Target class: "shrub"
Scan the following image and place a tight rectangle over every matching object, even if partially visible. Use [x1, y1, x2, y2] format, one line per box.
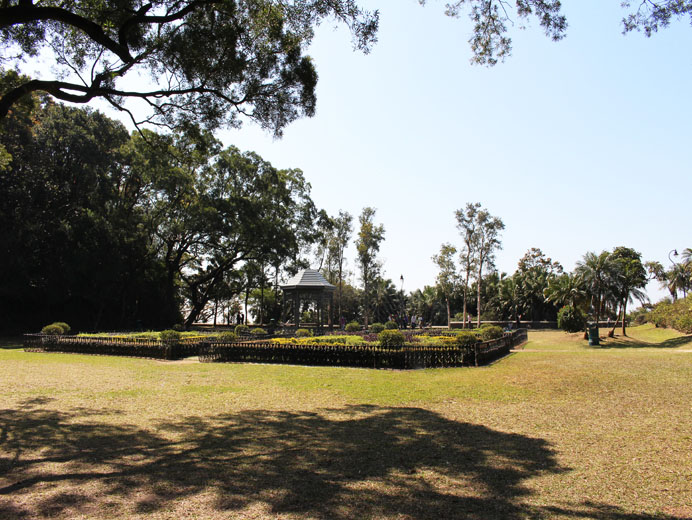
[628, 306, 650, 326]
[53, 322, 71, 334]
[378, 329, 405, 347]
[251, 327, 267, 335]
[295, 328, 312, 338]
[41, 323, 65, 335]
[159, 330, 181, 342]
[479, 325, 504, 341]
[649, 295, 692, 333]
[384, 320, 398, 330]
[454, 331, 479, 349]
[235, 324, 250, 335]
[217, 331, 237, 343]
[345, 321, 360, 332]
[557, 306, 587, 333]
[370, 322, 385, 333]
[172, 323, 184, 332]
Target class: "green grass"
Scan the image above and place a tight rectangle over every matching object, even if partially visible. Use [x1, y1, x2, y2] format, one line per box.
[1, 326, 691, 519]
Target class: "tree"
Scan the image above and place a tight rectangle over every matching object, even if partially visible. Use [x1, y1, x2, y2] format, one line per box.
[4, 1, 688, 127]
[409, 286, 444, 326]
[0, 0, 378, 133]
[472, 206, 504, 327]
[321, 210, 352, 320]
[432, 243, 459, 328]
[544, 272, 587, 311]
[0, 100, 178, 331]
[513, 248, 562, 321]
[177, 148, 319, 326]
[355, 207, 385, 329]
[607, 246, 648, 336]
[575, 251, 613, 326]
[455, 202, 480, 327]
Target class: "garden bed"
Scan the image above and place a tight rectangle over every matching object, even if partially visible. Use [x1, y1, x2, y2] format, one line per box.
[23, 329, 528, 367]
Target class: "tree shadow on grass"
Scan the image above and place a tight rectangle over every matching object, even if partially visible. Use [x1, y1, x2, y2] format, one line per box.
[0, 337, 24, 350]
[0, 400, 685, 519]
[599, 333, 692, 349]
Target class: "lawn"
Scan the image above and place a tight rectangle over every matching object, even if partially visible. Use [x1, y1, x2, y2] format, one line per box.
[1, 325, 691, 519]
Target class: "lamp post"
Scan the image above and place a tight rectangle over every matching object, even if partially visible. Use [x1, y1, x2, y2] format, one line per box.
[399, 275, 405, 325]
[669, 249, 679, 266]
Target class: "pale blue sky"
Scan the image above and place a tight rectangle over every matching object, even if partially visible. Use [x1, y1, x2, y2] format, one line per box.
[217, 0, 691, 303]
[28, 0, 690, 303]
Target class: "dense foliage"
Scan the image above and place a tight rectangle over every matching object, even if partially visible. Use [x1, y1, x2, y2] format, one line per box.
[295, 328, 312, 338]
[557, 306, 587, 333]
[479, 325, 503, 341]
[369, 323, 385, 333]
[0, 91, 322, 333]
[377, 329, 405, 347]
[648, 296, 692, 334]
[41, 323, 66, 335]
[345, 321, 360, 332]
[453, 331, 479, 349]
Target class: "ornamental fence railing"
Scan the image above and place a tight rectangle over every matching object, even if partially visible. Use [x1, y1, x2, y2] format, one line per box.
[199, 329, 528, 369]
[23, 334, 200, 360]
[23, 329, 528, 367]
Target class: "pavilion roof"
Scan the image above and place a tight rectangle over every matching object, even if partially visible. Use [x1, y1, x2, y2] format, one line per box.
[281, 269, 335, 291]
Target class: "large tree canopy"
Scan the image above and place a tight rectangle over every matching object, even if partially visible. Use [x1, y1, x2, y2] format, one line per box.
[0, 0, 378, 132]
[3, 0, 690, 131]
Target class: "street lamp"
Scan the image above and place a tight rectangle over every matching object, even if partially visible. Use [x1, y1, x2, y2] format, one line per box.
[669, 249, 679, 266]
[399, 275, 405, 324]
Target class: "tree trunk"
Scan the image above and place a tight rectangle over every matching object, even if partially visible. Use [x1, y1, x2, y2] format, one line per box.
[622, 299, 628, 336]
[462, 274, 470, 328]
[244, 288, 249, 325]
[213, 299, 218, 327]
[446, 297, 451, 329]
[476, 259, 484, 328]
[364, 278, 369, 329]
[609, 303, 619, 337]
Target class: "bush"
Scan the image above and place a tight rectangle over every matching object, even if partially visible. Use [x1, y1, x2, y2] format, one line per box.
[295, 328, 312, 338]
[479, 325, 504, 341]
[384, 320, 398, 330]
[378, 329, 405, 347]
[53, 322, 71, 334]
[217, 331, 237, 343]
[454, 331, 479, 349]
[159, 330, 181, 342]
[41, 323, 65, 335]
[251, 327, 267, 335]
[649, 295, 692, 333]
[345, 321, 360, 332]
[370, 322, 385, 333]
[628, 306, 650, 326]
[235, 324, 250, 335]
[172, 323, 184, 332]
[557, 306, 587, 333]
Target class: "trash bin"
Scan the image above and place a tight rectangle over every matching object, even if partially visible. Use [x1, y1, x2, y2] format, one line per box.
[587, 322, 600, 346]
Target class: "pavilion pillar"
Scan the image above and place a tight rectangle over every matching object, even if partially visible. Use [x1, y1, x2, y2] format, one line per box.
[294, 294, 300, 328]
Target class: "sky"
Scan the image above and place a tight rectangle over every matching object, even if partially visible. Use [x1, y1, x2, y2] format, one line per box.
[23, 0, 692, 303]
[216, 0, 692, 303]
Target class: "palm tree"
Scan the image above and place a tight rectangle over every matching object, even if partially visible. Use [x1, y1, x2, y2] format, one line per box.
[575, 251, 613, 326]
[544, 272, 588, 310]
[607, 247, 648, 336]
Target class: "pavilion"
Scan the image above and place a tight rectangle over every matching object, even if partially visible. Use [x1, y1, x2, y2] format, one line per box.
[280, 269, 335, 330]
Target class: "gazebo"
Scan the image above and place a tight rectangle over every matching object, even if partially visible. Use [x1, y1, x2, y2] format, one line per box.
[281, 269, 335, 331]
